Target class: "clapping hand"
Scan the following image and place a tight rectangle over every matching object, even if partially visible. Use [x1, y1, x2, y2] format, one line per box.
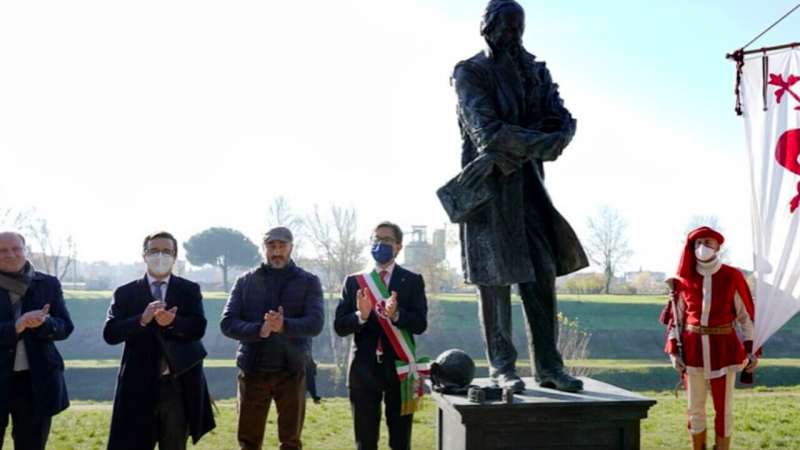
[259, 313, 272, 338]
[384, 291, 399, 321]
[16, 304, 50, 333]
[357, 288, 373, 319]
[140, 300, 166, 326]
[265, 306, 285, 334]
[155, 306, 178, 327]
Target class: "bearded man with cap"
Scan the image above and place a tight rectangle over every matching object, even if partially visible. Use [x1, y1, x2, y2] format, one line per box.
[104, 231, 215, 450]
[664, 226, 758, 450]
[221, 226, 324, 450]
[0, 231, 73, 450]
[450, 0, 588, 393]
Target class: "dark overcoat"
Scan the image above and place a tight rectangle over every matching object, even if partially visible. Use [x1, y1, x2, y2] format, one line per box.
[452, 47, 589, 285]
[0, 272, 72, 420]
[103, 275, 215, 450]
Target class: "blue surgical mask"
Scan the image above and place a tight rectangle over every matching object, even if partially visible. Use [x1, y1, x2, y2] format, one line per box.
[371, 243, 394, 265]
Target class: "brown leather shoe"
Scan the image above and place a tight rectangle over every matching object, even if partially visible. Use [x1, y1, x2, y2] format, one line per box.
[691, 430, 707, 450]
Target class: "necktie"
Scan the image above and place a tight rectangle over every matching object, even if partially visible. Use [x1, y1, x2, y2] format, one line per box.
[151, 281, 165, 301]
[151, 281, 169, 375]
[380, 270, 389, 286]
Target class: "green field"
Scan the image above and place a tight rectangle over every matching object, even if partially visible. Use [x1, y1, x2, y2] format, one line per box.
[25, 291, 800, 446]
[62, 290, 800, 332]
[54, 291, 800, 399]
[8, 387, 800, 449]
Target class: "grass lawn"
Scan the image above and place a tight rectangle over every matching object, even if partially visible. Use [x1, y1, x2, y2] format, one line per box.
[7, 387, 800, 449]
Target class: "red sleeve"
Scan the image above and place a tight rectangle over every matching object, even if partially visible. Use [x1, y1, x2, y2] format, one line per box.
[734, 270, 756, 320]
[734, 271, 761, 356]
[665, 338, 679, 355]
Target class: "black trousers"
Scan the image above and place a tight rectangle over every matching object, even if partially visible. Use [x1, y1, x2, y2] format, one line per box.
[153, 377, 189, 450]
[0, 371, 51, 450]
[349, 367, 412, 450]
[477, 222, 565, 379]
[305, 361, 319, 400]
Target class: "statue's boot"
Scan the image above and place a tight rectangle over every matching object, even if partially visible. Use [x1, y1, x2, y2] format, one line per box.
[537, 370, 583, 393]
[691, 430, 707, 450]
[713, 435, 730, 450]
[494, 372, 525, 393]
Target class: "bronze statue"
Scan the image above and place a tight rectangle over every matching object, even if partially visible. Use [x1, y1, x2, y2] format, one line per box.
[445, 0, 588, 393]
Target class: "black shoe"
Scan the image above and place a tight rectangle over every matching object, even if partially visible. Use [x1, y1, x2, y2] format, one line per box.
[313, 397, 321, 404]
[538, 371, 583, 393]
[492, 372, 525, 393]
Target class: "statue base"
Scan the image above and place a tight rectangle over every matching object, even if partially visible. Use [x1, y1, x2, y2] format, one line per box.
[429, 377, 656, 450]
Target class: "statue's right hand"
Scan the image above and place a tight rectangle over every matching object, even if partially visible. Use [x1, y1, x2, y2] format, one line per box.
[459, 154, 495, 188]
[535, 133, 565, 161]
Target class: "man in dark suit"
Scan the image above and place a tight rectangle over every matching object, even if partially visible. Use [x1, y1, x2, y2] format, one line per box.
[335, 221, 428, 450]
[0, 231, 73, 450]
[221, 226, 324, 450]
[104, 231, 215, 450]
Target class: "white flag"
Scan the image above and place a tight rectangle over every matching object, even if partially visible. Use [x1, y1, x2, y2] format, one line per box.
[740, 47, 800, 351]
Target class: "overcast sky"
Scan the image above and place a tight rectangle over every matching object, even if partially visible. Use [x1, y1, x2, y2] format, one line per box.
[1, 0, 799, 274]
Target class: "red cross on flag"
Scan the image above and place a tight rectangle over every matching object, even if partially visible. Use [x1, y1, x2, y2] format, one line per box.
[738, 47, 800, 351]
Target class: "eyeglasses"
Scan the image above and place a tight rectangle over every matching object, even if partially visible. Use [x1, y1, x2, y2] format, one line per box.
[145, 249, 176, 257]
[371, 236, 396, 245]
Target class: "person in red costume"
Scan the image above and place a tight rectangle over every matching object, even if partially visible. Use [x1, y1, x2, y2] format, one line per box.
[664, 226, 759, 450]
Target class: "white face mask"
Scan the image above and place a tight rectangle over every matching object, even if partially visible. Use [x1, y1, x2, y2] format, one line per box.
[695, 244, 716, 261]
[145, 254, 174, 276]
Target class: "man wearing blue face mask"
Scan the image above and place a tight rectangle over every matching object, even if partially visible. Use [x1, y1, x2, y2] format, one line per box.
[334, 221, 428, 450]
[104, 231, 215, 450]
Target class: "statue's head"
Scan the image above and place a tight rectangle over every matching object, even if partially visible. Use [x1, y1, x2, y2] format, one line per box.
[480, 0, 525, 53]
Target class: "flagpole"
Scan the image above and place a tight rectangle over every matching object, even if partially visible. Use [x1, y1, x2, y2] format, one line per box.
[727, 42, 800, 60]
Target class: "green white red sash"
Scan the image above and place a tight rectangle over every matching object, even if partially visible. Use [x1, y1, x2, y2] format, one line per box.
[356, 270, 430, 415]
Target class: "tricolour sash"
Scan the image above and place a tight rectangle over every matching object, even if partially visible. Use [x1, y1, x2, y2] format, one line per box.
[356, 270, 430, 415]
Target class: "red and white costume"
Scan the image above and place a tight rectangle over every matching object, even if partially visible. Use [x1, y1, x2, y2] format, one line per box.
[664, 227, 756, 439]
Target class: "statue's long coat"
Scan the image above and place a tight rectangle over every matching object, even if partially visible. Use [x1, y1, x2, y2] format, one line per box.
[452, 48, 588, 285]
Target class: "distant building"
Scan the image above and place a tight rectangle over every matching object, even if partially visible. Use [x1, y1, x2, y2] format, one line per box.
[623, 270, 666, 283]
[402, 225, 446, 272]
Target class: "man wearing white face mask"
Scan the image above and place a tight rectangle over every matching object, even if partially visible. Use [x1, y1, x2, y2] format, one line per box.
[663, 226, 758, 450]
[104, 231, 215, 450]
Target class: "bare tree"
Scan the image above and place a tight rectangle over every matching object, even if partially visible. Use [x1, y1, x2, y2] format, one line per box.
[267, 196, 304, 231]
[267, 196, 305, 254]
[27, 218, 78, 279]
[556, 313, 592, 377]
[0, 208, 30, 231]
[586, 206, 633, 294]
[305, 204, 366, 386]
[1, 209, 78, 279]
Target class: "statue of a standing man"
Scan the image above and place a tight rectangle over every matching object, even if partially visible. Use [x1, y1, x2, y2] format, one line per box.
[451, 0, 588, 392]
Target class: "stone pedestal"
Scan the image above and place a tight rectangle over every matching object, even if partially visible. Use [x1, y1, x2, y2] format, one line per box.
[429, 377, 656, 450]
